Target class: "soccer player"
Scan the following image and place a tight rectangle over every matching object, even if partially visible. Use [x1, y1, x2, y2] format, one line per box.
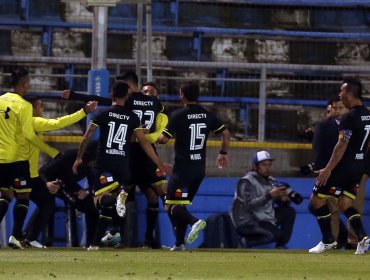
[0, 67, 60, 249]
[312, 95, 349, 248]
[23, 95, 97, 248]
[101, 81, 169, 248]
[157, 81, 230, 251]
[63, 73, 169, 248]
[72, 81, 171, 250]
[37, 141, 100, 248]
[138, 82, 169, 248]
[309, 77, 370, 254]
[114, 73, 166, 217]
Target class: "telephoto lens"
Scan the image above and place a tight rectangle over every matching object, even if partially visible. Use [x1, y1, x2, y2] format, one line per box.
[58, 182, 77, 206]
[285, 188, 303, 205]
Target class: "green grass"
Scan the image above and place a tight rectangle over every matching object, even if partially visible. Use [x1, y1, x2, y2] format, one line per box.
[0, 248, 368, 280]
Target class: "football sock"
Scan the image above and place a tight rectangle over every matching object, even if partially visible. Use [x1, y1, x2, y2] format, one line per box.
[12, 199, 29, 239]
[344, 207, 367, 241]
[175, 220, 187, 247]
[93, 209, 113, 246]
[171, 204, 198, 226]
[312, 204, 334, 244]
[145, 202, 159, 240]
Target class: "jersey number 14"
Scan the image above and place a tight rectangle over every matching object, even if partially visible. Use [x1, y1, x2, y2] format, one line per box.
[107, 121, 128, 150]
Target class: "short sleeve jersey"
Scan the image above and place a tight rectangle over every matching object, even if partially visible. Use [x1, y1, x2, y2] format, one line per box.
[126, 92, 164, 134]
[336, 105, 370, 170]
[162, 104, 225, 165]
[91, 105, 141, 167]
[0, 93, 59, 162]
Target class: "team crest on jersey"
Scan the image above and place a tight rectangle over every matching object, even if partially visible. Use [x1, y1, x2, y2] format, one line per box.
[13, 178, 26, 187]
[100, 173, 114, 185]
[328, 187, 337, 195]
[175, 188, 188, 198]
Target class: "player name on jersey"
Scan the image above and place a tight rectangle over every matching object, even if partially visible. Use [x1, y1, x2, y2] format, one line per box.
[133, 100, 154, 106]
[108, 112, 130, 120]
[355, 153, 364, 160]
[105, 149, 126, 156]
[190, 153, 201, 160]
[187, 113, 207, 119]
[361, 115, 370, 121]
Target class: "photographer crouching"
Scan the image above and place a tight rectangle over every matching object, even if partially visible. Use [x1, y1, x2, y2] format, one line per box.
[230, 151, 300, 248]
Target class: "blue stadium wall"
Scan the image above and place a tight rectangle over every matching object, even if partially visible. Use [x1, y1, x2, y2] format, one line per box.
[4, 177, 370, 249]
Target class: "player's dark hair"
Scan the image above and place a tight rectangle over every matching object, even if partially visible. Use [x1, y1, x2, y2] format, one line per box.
[141, 82, 160, 95]
[343, 77, 362, 99]
[112, 81, 129, 99]
[116, 70, 138, 86]
[328, 94, 340, 105]
[10, 67, 29, 88]
[180, 81, 199, 102]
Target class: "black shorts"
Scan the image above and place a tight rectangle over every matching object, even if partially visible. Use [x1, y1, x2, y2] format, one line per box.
[312, 164, 363, 200]
[165, 163, 205, 205]
[0, 161, 30, 193]
[93, 160, 131, 196]
[130, 143, 167, 187]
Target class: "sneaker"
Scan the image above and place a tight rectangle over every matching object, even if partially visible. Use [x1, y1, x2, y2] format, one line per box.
[170, 244, 185, 251]
[308, 241, 337, 254]
[101, 232, 121, 246]
[355, 236, 370, 255]
[29, 240, 47, 249]
[8, 236, 24, 249]
[186, 219, 206, 244]
[116, 191, 128, 217]
[87, 245, 99, 251]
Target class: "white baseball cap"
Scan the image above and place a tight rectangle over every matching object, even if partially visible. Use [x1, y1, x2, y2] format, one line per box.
[252, 151, 274, 164]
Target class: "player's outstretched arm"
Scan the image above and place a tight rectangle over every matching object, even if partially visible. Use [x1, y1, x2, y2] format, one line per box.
[33, 101, 98, 132]
[62, 89, 111, 106]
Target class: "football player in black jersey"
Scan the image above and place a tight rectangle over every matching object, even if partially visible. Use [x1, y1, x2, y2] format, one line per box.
[137, 82, 169, 248]
[309, 78, 370, 254]
[157, 81, 230, 251]
[114, 73, 169, 236]
[72, 81, 171, 250]
[63, 72, 168, 220]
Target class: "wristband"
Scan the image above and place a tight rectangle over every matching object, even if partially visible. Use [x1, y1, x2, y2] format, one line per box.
[219, 150, 227, 155]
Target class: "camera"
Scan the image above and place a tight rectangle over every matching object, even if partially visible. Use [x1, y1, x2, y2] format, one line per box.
[57, 180, 78, 206]
[300, 162, 315, 176]
[278, 182, 303, 205]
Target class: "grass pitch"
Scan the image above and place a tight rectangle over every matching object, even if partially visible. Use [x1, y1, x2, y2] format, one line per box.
[0, 248, 368, 280]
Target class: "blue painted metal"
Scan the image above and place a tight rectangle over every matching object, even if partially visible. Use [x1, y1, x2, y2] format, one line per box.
[20, 0, 29, 21]
[65, 64, 75, 90]
[170, 0, 179, 26]
[192, 32, 203, 61]
[2, 19, 370, 40]
[216, 69, 227, 96]
[41, 26, 52, 56]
